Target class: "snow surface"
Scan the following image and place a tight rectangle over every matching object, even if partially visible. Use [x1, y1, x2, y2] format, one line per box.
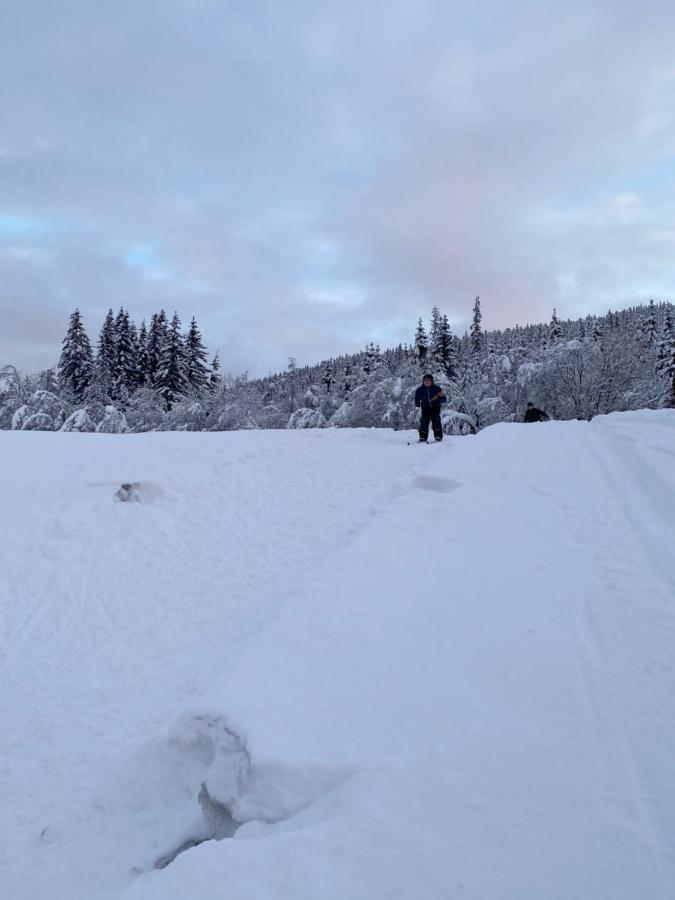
[1, 412, 674, 900]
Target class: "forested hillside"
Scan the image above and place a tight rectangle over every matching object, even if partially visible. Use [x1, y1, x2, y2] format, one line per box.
[2, 298, 674, 433]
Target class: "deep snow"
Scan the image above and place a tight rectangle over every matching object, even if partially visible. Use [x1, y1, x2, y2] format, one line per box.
[1, 412, 674, 899]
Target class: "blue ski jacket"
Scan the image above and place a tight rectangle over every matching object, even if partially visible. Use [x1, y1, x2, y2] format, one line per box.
[415, 385, 447, 408]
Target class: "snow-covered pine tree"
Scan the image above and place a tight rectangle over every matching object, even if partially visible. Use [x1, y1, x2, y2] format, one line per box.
[57, 309, 93, 401]
[343, 363, 353, 395]
[146, 311, 169, 387]
[592, 318, 603, 344]
[640, 298, 659, 350]
[549, 308, 563, 343]
[362, 344, 373, 375]
[185, 316, 210, 391]
[321, 361, 335, 393]
[113, 308, 138, 397]
[470, 297, 483, 356]
[432, 314, 457, 379]
[95, 308, 117, 395]
[287, 356, 298, 412]
[130, 319, 141, 384]
[414, 319, 429, 363]
[429, 306, 442, 353]
[156, 312, 188, 408]
[136, 320, 149, 387]
[210, 352, 221, 390]
[657, 306, 675, 407]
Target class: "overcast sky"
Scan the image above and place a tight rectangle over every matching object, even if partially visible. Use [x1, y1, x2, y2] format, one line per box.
[2, 0, 675, 375]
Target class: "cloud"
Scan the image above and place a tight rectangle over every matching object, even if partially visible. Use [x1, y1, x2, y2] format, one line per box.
[1, 0, 675, 374]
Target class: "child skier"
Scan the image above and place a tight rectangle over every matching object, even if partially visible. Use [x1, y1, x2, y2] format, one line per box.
[414, 374, 447, 442]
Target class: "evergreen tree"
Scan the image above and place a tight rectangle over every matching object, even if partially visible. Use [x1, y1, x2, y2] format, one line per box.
[321, 361, 335, 393]
[210, 352, 221, 390]
[146, 311, 169, 387]
[343, 363, 353, 395]
[641, 299, 659, 349]
[657, 307, 675, 407]
[185, 316, 210, 390]
[470, 297, 483, 355]
[156, 312, 188, 408]
[549, 308, 563, 343]
[57, 309, 93, 401]
[287, 356, 298, 412]
[414, 319, 429, 362]
[95, 308, 117, 394]
[114, 308, 138, 396]
[429, 306, 442, 352]
[591, 318, 604, 344]
[433, 315, 457, 379]
[362, 342, 382, 375]
[137, 320, 149, 387]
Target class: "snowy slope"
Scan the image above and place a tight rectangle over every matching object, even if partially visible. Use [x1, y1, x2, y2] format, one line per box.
[1, 413, 674, 900]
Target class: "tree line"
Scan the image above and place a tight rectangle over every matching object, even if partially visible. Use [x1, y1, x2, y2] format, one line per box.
[1, 297, 673, 434]
[56, 307, 219, 407]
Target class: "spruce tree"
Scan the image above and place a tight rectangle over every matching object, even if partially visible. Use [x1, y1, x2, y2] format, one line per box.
[185, 316, 210, 391]
[591, 318, 604, 344]
[210, 352, 221, 390]
[433, 315, 457, 379]
[95, 308, 117, 395]
[136, 320, 150, 387]
[287, 356, 298, 412]
[114, 308, 138, 397]
[362, 343, 374, 375]
[641, 299, 659, 349]
[657, 307, 675, 407]
[146, 311, 169, 387]
[343, 363, 353, 395]
[364, 342, 382, 373]
[322, 361, 335, 393]
[549, 308, 563, 343]
[57, 309, 93, 401]
[414, 319, 429, 363]
[470, 297, 483, 356]
[156, 312, 188, 408]
[429, 306, 442, 352]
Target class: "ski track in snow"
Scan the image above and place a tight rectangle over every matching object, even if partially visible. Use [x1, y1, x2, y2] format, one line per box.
[0, 413, 674, 900]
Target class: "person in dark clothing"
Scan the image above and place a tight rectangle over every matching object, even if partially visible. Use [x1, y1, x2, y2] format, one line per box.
[523, 402, 550, 423]
[414, 374, 447, 442]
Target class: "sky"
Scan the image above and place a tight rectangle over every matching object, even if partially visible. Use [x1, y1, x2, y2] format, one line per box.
[1, 0, 675, 376]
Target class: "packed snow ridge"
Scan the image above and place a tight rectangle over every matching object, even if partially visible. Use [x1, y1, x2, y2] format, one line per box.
[1, 411, 674, 900]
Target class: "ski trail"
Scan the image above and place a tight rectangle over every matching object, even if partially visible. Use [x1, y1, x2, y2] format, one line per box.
[569, 419, 675, 890]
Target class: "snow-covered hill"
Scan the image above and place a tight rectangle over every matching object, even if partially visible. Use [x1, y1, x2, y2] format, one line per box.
[1, 413, 674, 900]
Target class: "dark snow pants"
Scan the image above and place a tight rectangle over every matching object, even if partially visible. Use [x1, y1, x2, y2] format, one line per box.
[419, 405, 443, 441]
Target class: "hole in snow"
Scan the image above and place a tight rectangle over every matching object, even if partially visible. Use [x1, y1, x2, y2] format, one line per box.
[154, 783, 240, 869]
[149, 715, 351, 871]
